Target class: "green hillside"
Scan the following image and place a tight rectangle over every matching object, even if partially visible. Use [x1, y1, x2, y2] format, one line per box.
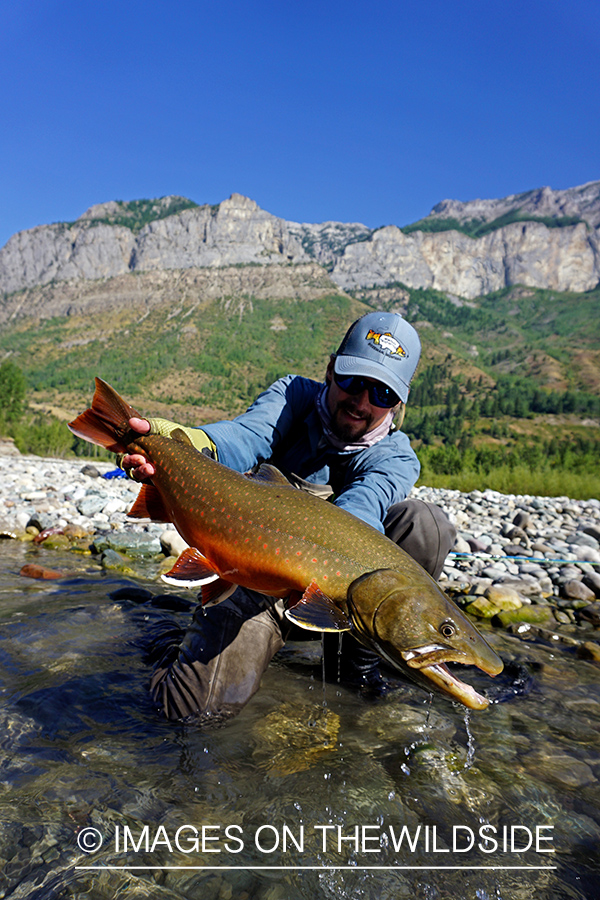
[1, 280, 599, 496]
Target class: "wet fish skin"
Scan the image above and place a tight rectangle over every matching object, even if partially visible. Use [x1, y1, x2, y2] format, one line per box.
[68, 378, 503, 710]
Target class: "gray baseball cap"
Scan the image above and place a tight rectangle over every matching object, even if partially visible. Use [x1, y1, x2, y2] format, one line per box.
[334, 312, 421, 403]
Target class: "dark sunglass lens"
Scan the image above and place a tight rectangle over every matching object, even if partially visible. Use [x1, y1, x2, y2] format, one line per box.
[334, 374, 362, 394]
[370, 384, 399, 408]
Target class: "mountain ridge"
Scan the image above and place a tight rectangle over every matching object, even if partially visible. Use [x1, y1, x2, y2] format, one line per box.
[1, 182, 599, 307]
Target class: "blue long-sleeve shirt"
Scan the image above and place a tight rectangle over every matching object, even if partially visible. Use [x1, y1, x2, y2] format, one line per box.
[202, 375, 420, 533]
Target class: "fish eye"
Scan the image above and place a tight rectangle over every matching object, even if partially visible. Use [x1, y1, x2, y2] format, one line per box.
[440, 619, 456, 639]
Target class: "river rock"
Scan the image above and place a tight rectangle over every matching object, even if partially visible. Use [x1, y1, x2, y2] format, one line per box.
[20, 563, 63, 580]
[77, 494, 108, 517]
[466, 597, 502, 618]
[561, 580, 596, 602]
[576, 641, 600, 661]
[92, 533, 163, 558]
[493, 605, 555, 628]
[484, 585, 523, 609]
[80, 464, 100, 477]
[567, 532, 600, 551]
[160, 529, 189, 557]
[0, 518, 19, 538]
[503, 543, 528, 557]
[522, 752, 595, 788]
[582, 572, 600, 597]
[99, 549, 137, 576]
[512, 510, 531, 530]
[578, 602, 600, 626]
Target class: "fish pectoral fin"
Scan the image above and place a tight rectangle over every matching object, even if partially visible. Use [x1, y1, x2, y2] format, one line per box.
[128, 484, 171, 522]
[161, 547, 221, 588]
[284, 580, 351, 632]
[246, 464, 295, 488]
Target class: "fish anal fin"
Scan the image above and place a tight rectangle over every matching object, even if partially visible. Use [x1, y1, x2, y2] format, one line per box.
[246, 464, 294, 487]
[161, 547, 220, 588]
[128, 484, 171, 522]
[284, 579, 351, 632]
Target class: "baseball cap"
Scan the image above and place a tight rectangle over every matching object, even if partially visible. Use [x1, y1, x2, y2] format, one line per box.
[333, 312, 421, 403]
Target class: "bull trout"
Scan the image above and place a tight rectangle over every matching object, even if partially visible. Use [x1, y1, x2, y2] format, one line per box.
[69, 378, 503, 710]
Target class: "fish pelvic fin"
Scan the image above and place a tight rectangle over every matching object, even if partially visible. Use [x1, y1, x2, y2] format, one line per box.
[128, 483, 172, 522]
[285, 580, 351, 632]
[68, 377, 143, 453]
[200, 577, 237, 606]
[161, 547, 221, 589]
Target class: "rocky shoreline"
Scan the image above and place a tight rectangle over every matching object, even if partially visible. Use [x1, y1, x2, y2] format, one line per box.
[1, 453, 599, 657]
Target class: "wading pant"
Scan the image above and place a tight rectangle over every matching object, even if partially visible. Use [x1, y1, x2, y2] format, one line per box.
[149, 499, 456, 722]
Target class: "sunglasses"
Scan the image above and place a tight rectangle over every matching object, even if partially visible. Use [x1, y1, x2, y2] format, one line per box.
[333, 372, 400, 408]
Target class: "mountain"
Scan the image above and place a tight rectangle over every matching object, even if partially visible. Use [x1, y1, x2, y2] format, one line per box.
[426, 181, 600, 229]
[1, 182, 599, 447]
[1, 183, 599, 313]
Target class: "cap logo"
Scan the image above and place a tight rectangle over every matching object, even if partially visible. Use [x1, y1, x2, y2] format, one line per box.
[366, 329, 408, 359]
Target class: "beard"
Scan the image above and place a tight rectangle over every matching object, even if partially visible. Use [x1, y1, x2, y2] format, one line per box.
[329, 398, 377, 442]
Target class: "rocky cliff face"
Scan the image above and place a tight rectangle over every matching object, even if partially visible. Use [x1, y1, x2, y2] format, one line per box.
[428, 180, 600, 228]
[0, 194, 309, 295]
[1, 183, 599, 306]
[331, 219, 600, 299]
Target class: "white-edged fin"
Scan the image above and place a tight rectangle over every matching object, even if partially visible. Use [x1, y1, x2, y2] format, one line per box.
[200, 578, 237, 607]
[284, 579, 351, 632]
[161, 547, 220, 588]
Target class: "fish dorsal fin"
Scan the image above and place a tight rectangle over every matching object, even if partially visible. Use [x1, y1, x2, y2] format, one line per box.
[129, 484, 171, 522]
[171, 428, 194, 446]
[161, 547, 221, 588]
[284, 580, 351, 632]
[247, 464, 294, 487]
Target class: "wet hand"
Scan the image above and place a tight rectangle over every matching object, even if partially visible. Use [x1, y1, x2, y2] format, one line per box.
[121, 418, 156, 480]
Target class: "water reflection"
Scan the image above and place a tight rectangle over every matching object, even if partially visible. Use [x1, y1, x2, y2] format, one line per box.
[0, 543, 598, 899]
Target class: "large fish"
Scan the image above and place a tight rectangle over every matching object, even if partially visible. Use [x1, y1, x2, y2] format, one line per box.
[69, 378, 503, 710]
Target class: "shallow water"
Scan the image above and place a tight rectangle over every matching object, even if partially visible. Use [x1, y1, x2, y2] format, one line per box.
[0, 541, 599, 900]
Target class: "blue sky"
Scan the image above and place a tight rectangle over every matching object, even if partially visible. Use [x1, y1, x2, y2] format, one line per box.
[1, 0, 598, 248]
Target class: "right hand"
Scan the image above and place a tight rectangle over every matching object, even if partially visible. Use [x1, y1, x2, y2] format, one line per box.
[121, 418, 156, 481]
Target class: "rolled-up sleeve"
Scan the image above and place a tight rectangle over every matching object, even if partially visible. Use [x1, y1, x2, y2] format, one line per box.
[202, 376, 318, 473]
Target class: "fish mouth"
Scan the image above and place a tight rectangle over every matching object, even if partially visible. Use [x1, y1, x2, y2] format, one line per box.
[378, 643, 501, 710]
[410, 661, 490, 711]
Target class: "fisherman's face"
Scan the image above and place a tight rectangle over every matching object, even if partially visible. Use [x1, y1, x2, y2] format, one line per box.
[325, 359, 401, 442]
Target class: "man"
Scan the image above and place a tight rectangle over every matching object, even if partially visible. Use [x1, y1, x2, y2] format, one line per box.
[121, 311, 456, 722]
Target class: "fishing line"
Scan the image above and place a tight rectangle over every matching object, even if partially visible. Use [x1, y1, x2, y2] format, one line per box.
[449, 551, 600, 568]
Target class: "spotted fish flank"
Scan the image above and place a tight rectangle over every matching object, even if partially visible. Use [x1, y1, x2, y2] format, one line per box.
[69, 378, 503, 710]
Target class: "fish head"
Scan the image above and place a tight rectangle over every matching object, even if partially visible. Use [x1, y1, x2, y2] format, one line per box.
[347, 569, 503, 710]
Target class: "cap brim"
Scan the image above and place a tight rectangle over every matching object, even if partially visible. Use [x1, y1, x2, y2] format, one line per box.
[334, 355, 409, 404]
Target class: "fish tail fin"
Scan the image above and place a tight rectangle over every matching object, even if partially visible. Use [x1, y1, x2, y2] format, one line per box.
[68, 378, 142, 453]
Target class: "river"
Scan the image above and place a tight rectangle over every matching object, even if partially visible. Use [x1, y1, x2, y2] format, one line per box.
[0, 540, 598, 900]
